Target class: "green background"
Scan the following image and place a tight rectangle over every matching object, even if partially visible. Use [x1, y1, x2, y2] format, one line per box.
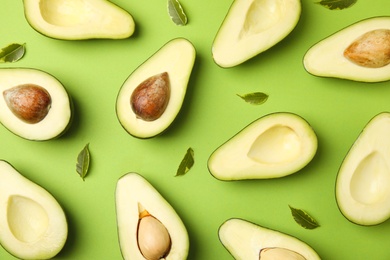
[2, 0, 390, 259]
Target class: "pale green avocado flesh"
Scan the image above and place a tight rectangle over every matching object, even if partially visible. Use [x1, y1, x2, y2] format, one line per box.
[0, 68, 72, 141]
[212, 0, 301, 68]
[336, 112, 390, 225]
[0, 160, 68, 260]
[304, 16, 390, 82]
[116, 38, 196, 139]
[22, 0, 135, 40]
[219, 218, 321, 260]
[115, 173, 189, 260]
[208, 112, 318, 180]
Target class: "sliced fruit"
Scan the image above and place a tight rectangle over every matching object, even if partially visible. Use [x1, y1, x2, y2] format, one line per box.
[219, 218, 321, 260]
[212, 0, 301, 68]
[22, 0, 135, 40]
[0, 68, 72, 141]
[0, 160, 68, 260]
[208, 112, 317, 180]
[336, 112, 390, 225]
[116, 38, 196, 139]
[304, 16, 390, 82]
[115, 172, 189, 260]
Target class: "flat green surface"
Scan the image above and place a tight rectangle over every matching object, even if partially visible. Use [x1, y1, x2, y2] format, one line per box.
[1, 0, 390, 259]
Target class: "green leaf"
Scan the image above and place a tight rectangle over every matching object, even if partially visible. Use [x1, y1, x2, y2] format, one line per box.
[317, 0, 357, 10]
[0, 43, 26, 63]
[289, 205, 320, 229]
[176, 148, 194, 176]
[167, 0, 188, 26]
[237, 92, 268, 105]
[76, 143, 91, 181]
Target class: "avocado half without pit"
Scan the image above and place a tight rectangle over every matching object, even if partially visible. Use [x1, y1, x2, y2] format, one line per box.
[336, 112, 390, 226]
[115, 172, 189, 260]
[219, 218, 321, 260]
[22, 0, 135, 40]
[0, 68, 72, 141]
[208, 112, 318, 180]
[0, 160, 68, 260]
[212, 0, 301, 68]
[116, 38, 196, 139]
[304, 16, 390, 82]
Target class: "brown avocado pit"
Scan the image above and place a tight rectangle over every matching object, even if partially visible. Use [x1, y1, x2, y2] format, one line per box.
[344, 29, 390, 68]
[130, 72, 170, 122]
[3, 84, 51, 124]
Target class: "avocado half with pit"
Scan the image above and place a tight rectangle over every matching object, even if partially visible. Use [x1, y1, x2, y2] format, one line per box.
[0, 160, 68, 260]
[208, 112, 317, 180]
[0, 68, 72, 141]
[212, 0, 301, 68]
[116, 38, 196, 139]
[22, 0, 135, 40]
[304, 17, 390, 82]
[115, 172, 189, 260]
[336, 112, 390, 225]
[219, 218, 320, 260]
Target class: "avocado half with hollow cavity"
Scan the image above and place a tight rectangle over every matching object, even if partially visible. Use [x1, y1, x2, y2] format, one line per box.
[116, 38, 196, 139]
[208, 112, 318, 180]
[0, 68, 72, 141]
[115, 172, 189, 260]
[336, 112, 390, 225]
[212, 0, 301, 68]
[22, 0, 135, 40]
[219, 218, 321, 260]
[0, 160, 68, 260]
[304, 17, 390, 82]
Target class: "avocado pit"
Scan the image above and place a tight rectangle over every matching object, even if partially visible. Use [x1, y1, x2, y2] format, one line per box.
[344, 29, 390, 68]
[137, 209, 171, 260]
[130, 72, 170, 122]
[3, 84, 52, 124]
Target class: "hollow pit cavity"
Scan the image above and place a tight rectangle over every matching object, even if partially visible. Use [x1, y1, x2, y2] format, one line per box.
[39, 0, 92, 26]
[350, 151, 390, 205]
[240, 0, 284, 39]
[248, 125, 301, 164]
[7, 195, 49, 243]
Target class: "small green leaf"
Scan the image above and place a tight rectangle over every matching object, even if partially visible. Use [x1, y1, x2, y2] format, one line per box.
[176, 148, 194, 176]
[167, 0, 188, 26]
[76, 143, 90, 181]
[289, 205, 320, 229]
[317, 0, 357, 10]
[0, 43, 26, 63]
[237, 92, 268, 105]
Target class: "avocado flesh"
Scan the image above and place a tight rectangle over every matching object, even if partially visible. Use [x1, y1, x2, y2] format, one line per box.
[0, 160, 67, 260]
[116, 38, 196, 139]
[336, 112, 390, 225]
[0, 68, 72, 141]
[219, 218, 320, 260]
[304, 17, 390, 82]
[212, 0, 301, 68]
[115, 173, 189, 260]
[208, 112, 317, 180]
[23, 0, 135, 40]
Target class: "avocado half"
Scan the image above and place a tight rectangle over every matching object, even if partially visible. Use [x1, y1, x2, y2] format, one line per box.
[116, 38, 196, 139]
[115, 173, 189, 260]
[336, 112, 390, 225]
[208, 112, 318, 180]
[0, 160, 68, 260]
[219, 218, 320, 260]
[22, 0, 135, 40]
[304, 16, 390, 82]
[212, 0, 301, 68]
[0, 68, 72, 141]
